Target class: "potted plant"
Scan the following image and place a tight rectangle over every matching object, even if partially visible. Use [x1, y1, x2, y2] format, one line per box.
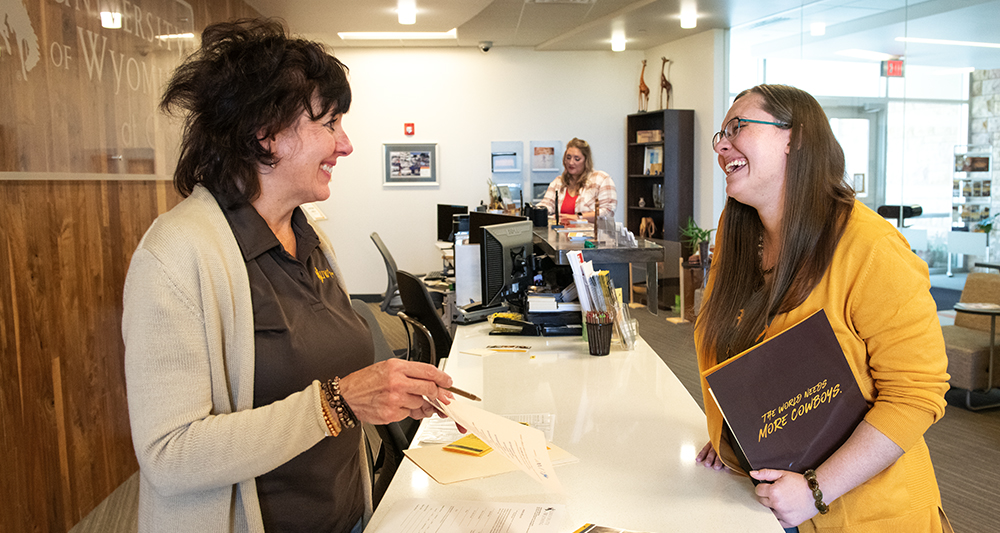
[680, 217, 715, 264]
[977, 214, 995, 249]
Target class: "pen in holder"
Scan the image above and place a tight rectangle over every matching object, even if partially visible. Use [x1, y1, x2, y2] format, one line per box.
[585, 311, 613, 356]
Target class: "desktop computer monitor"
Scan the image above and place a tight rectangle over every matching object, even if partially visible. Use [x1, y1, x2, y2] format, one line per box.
[452, 213, 470, 238]
[468, 211, 526, 245]
[437, 204, 468, 242]
[480, 219, 534, 308]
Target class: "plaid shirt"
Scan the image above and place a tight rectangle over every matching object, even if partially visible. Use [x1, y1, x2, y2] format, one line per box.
[537, 170, 617, 217]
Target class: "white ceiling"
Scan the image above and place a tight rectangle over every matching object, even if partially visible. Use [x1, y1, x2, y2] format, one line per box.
[242, 0, 1000, 68]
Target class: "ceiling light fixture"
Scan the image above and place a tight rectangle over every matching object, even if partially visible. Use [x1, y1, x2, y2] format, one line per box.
[611, 31, 626, 52]
[157, 33, 195, 41]
[338, 29, 458, 41]
[156, 33, 194, 41]
[932, 67, 975, 75]
[810, 22, 826, 36]
[398, 0, 416, 25]
[680, 3, 697, 29]
[835, 49, 898, 61]
[896, 36, 1000, 49]
[100, 11, 122, 29]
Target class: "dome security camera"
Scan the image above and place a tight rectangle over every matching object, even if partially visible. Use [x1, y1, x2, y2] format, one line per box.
[478, 41, 493, 53]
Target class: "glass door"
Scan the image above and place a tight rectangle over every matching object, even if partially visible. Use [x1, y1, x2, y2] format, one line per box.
[824, 104, 886, 214]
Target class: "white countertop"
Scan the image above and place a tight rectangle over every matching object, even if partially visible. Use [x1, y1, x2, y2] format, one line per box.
[366, 323, 783, 532]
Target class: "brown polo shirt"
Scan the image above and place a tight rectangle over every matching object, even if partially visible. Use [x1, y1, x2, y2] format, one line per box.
[215, 192, 373, 533]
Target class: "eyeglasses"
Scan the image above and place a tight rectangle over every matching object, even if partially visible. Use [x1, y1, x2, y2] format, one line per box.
[712, 117, 791, 149]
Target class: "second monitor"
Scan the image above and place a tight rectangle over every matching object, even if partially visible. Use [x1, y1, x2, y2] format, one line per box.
[481, 219, 534, 309]
[468, 211, 526, 245]
[437, 204, 469, 242]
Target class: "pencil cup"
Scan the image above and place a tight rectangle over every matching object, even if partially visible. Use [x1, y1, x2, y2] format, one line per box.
[585, 321, 613, 356]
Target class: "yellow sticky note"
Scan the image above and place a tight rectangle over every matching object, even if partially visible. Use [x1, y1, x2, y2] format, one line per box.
[442, 434, 492, 457]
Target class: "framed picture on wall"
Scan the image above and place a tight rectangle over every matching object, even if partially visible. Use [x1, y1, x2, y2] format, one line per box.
[383, 143, 438, 186]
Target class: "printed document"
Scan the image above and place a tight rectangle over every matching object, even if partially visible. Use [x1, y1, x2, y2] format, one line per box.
[369, 499, 566, 533]
[429, 397, 562, 492]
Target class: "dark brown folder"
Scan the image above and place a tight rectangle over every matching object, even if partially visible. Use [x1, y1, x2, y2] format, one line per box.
[702, 309, 869, 473]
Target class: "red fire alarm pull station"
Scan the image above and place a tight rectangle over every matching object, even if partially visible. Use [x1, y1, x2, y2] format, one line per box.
[881, 60, 904, 77]
[404, 123, 415, 135]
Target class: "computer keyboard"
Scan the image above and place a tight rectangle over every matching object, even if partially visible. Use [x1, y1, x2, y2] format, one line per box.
[423, 270, 452, 281]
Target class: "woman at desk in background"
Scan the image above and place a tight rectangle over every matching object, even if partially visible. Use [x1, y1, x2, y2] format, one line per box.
[122, 19, 454, 533]
[693, 84, 950, 533]
[537, 137, 617, 222]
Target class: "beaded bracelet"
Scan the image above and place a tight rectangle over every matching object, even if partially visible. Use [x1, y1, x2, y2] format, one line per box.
[803, 469, 829, 514]
[318, 388, 342, 437]
[322, 377, 358, 431]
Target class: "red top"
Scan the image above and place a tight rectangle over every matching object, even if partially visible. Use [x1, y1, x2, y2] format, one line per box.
[560, 192, 578, 215]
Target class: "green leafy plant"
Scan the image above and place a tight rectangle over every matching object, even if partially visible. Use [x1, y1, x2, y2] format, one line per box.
[679, 217, 715, 249]
[976, 214, 996, 234]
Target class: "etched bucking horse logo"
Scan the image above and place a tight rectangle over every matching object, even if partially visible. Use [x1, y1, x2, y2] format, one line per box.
[0, 0, 40, 81]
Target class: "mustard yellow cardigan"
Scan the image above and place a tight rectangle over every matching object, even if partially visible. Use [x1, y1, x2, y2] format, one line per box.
[695, 201, 950, 533]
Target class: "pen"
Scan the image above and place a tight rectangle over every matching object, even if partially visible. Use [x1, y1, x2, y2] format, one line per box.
[446, 386, 482, 401]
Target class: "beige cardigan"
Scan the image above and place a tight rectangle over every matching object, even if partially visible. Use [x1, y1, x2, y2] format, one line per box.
[122, 185, 371, 533]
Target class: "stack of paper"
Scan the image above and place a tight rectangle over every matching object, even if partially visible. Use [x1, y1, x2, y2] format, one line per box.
[527, 292, 559, 311]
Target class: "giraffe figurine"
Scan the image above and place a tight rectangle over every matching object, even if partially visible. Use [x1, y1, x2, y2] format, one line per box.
[638, 60, 650, 112]
[659, 57, 673, 110]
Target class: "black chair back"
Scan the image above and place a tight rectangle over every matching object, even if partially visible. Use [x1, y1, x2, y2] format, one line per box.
[348, 299, 419, 507]
[370, 232, 403, 315]
[397, 270, 453, 362]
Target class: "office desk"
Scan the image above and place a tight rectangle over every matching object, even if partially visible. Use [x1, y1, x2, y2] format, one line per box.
[366, 324, 783, 532]
[532, 227, 664, 314]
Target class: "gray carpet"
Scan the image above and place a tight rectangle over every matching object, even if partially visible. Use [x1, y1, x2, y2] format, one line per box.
[930, 286, 963, 311]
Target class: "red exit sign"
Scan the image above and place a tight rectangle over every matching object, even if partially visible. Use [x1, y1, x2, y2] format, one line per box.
[881, 60, 904, 77]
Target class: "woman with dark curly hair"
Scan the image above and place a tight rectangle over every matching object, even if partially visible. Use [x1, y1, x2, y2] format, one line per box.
[122, 19, 455, 533]
[693, 85, 951, 533]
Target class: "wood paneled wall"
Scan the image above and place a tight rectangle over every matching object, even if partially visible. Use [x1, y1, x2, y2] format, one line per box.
[0, 180, 182, 532]
[1, 1, 260, 531]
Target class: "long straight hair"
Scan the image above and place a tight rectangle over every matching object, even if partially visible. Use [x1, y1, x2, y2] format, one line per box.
[558, 137, 594, 190]
[697, 85, 855, 362]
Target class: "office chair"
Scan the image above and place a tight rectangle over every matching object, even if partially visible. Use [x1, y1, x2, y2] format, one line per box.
[349, 299, 420, 507]
[370, 232, 405, 315]
[397, 270, 453, 365]
[396, 311, 439, 368]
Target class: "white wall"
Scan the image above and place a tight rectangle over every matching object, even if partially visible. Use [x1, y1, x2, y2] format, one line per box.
[315, 33, 727, 295]
[315, 46, 642, 294]
[644, 29, 728, 233]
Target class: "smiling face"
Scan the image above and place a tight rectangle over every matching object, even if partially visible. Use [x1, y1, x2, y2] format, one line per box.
[265, 101, 353, 209]
[564, 147, 586, 178]
[714, 93, 792, 218]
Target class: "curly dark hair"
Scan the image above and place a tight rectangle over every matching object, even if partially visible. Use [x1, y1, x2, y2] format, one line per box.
[161, 18, 352, 204]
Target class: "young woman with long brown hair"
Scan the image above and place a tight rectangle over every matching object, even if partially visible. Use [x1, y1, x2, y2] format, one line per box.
[693, 84, 950, 533]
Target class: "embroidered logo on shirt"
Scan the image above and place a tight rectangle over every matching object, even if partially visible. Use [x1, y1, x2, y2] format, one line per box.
[315, 267, 335, 283]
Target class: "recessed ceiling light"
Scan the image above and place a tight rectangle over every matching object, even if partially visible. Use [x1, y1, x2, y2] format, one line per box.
[398, 0, 416, 25]
[157, 33, 195, 41]
[611, 31, 626, 52]
[680, 2, 697, 29]
[896, 36, 1000, 49]
[932, 67, 975, 75]
[338, 29, 458, 41]
[835, 49, 898, 61]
